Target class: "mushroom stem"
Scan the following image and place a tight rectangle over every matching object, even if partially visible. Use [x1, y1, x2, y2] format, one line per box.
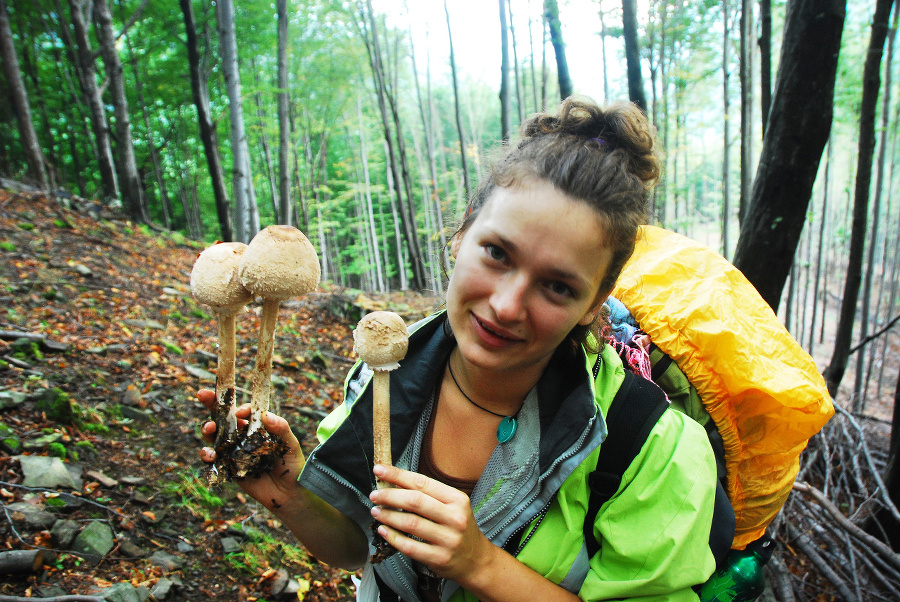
[247, 297, 280, 434]
[372, 370, 393, 489]
[215, 312, 239, 440]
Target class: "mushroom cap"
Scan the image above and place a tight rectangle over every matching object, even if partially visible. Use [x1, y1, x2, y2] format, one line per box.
[238, 225, 321, 300]
[353, 311, 409, 369]
[190, 242, 253, 313]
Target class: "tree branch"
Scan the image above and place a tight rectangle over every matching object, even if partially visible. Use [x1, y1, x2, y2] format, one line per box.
[850, 313, 900, 354]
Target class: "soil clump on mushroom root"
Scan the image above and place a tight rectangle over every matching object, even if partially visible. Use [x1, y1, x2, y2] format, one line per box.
[0, 188, 441, 600]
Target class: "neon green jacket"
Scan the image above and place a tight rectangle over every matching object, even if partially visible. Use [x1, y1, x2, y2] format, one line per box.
[298, 312, 717, 601]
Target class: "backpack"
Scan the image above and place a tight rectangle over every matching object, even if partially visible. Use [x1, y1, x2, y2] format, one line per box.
[587, 226, 834, 555]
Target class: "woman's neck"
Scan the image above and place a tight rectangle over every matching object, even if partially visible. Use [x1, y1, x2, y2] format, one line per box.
[447, 347, 543, 417]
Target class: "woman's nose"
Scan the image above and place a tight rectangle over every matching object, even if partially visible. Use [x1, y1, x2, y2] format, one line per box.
[490, 275, 527, 323]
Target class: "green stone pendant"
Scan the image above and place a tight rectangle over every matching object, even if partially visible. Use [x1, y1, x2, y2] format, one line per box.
[496, 416, 518, 443]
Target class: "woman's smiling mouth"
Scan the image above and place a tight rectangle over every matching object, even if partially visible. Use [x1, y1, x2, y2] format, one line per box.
[472, 313, 522, 345]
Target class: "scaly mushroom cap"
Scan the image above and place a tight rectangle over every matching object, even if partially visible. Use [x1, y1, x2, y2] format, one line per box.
[190, 242, 253, 313]
[238, 225, 321, 300]
[353, 311, 409, 369]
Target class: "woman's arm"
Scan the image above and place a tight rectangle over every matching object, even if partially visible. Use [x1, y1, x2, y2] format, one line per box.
[370, 464, 580, 602]
[580, 409, 718, 601]
[197, 389, 368, 570]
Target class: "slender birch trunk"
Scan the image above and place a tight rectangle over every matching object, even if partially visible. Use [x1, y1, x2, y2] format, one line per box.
[216, 0, 258, 242]
[93, 0, 147, 222]
[0, 0, 47, 188]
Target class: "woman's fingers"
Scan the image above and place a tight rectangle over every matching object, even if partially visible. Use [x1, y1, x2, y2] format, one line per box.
[197, 389, 216, 410]
[372, 465, 464, 506]
[199, 446, 216, 463]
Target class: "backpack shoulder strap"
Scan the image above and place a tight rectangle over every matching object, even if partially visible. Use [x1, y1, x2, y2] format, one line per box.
[584, 370, 669, 559]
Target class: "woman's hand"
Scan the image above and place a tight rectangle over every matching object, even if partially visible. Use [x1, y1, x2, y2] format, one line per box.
[368, 464, 496, 584]
[196, 388, 305, 513]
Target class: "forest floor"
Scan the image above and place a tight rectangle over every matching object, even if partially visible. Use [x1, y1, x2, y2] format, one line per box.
[0, 186, 441, 600]
[0, 185, 897, 601]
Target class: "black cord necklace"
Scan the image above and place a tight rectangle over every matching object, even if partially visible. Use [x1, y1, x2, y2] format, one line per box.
[447, 357, 518, 443]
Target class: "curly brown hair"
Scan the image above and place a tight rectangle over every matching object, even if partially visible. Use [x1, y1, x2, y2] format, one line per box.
[455, 96, 660, 349]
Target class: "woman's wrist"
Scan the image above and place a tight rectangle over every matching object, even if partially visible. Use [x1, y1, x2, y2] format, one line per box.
[456, 543, 580, 602]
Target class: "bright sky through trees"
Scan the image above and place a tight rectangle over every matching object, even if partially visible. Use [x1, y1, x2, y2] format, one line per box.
[390, 0, 630, 105]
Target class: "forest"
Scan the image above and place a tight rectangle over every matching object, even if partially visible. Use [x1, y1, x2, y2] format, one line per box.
[1, 0, 900, 600]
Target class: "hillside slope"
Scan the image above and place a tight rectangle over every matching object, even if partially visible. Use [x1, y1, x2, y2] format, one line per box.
[0, 187, 437, 600]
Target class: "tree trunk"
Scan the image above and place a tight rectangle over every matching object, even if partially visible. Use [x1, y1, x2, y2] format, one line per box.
[758, 0, 772, 137]
[359, 1, 427, 291]
[872, 369, 900, 549]
[444, 0, 472, 200]
[622, 0, 647, 113]
[657, 0, 668, 223]
[499, 0, 511, 142]
[722, 0, 731, 258]
[0, 0, 47, 188]
[252, 73, 278, 220]
[123, 32, 171, 230]
[599, 8, 609, 102]
[358, 95, 385, 292]
[216, 0, 258, 242]
[93, 0, 147, 223]
[277, 0, 291, 225]
[823, 0, 893, 400]
[528, 6, 540, 111]
[508, 0, 524, 124]
[179, 0, 232, 242]
[541, 14, 548, 110]
[857, 0, 898, 409]
[739, 0, 753, 226]
[544, 0, 572, 100]
[809, 138, 831, 355]
[409, 27, 449, 276]
[68, 0, 119, 203]
[732, 0, 846, 312]
[18, 11, 59, 189]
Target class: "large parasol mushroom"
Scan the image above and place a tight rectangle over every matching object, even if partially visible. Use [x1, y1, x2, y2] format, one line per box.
[190, 242, 253, 484]
[352, 311, 409, 489]
[233, 225, 321, 478]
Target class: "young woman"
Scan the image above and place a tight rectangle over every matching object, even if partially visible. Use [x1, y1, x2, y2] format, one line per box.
[198, 96, 718, 601]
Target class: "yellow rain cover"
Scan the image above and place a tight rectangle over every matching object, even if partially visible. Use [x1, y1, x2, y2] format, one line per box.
[612, 226, 834, 549]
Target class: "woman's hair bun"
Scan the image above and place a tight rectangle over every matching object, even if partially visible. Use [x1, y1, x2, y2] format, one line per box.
[521, 96, 660, 188]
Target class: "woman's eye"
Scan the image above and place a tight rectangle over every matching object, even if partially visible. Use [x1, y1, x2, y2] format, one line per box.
[485, 244, 506, 262]
[548, 281, 574, 297]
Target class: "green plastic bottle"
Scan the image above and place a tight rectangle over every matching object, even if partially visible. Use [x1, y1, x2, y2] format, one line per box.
[698, 536, 775, 602]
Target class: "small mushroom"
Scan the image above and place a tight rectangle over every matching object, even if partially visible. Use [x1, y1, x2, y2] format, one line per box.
[235, 225, 320, 477]
[190, 242, 252, 483]
[353, 311, 409, 489]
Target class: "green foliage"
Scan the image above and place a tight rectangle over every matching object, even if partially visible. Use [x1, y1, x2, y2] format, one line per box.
[83, 423, 111, 435]
[0, 241, 15, 252]
[224, 524, 313, 586]
[17, 222, 35, 231]
[75, 439, 97, 453]
[161, 469, 224, 520]
[161, 340, 184, 355]
[0, 422, 21, 454]
[48, 441, 67, 459]
[36, 388, 75, 424]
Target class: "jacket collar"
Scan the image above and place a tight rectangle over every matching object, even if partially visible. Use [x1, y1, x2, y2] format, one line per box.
[311, 312, 598, 496]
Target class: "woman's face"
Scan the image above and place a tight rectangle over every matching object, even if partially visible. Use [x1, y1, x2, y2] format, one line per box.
[447, 179, 614, 378]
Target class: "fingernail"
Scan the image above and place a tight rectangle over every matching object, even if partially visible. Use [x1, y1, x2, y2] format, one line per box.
[373, 464, 385, 476]
[371, 506, 381, 518]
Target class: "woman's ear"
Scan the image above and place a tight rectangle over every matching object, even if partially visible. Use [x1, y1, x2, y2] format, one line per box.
[578, 292, 610, 326]
[450, 232, 462, 258]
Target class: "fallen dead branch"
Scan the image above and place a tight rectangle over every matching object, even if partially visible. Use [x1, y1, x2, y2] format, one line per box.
[767, 402, 900, 600]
